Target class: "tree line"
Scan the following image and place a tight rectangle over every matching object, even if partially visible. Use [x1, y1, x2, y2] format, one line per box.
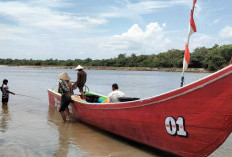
[0, 44, 232, 71]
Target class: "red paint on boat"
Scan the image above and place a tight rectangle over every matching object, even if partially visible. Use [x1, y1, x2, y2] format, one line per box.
[48, 65, 232, 157]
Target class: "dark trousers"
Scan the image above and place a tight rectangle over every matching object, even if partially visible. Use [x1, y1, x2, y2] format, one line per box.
[2, 97, 8, 103]
[59, 95, 73, 112]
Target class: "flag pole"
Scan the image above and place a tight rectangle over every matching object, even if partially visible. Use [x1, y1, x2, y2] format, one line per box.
[180, 73, 185, 87]
[180, 0, 197, 87]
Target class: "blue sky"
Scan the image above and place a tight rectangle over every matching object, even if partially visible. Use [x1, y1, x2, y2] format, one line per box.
[0, 0, 231, 59]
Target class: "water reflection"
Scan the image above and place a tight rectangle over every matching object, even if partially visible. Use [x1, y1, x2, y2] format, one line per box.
[48, 105, 177, 157]
[0, 104, 10, 133]
[48, 105, 86, 157]
[53, 125, 70, 157]
[48, 105, 69, 157]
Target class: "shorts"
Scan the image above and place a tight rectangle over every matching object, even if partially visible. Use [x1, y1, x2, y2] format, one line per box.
[2, 97, 9, 103]
[59, 95, 73, 112]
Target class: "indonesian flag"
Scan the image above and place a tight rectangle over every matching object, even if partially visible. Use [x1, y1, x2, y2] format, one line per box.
[182, 0, 197, 72]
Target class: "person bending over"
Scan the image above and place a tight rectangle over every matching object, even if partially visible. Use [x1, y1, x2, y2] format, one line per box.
[58, 72, 73, 122]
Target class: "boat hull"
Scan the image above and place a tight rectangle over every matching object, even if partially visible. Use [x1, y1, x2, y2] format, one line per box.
[48, 65, 232, 157]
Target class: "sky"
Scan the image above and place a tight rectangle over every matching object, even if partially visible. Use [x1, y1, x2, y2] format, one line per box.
[0, 0, 231, 60]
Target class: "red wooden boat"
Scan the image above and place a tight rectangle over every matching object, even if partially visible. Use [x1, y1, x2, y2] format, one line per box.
[48, 64, 232, 157]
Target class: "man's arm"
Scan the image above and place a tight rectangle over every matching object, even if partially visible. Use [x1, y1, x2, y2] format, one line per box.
[58, 83, 61, 93]
[107, 94, 112, 103]
[6, 89, 15, 95]
[67, 81, 73, 95]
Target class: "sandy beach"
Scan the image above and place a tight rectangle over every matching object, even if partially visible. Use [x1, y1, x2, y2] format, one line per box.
[1, 65, 209, 73]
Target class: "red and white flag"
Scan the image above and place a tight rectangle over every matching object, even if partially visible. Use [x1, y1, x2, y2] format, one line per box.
[182, 0, 197, 72]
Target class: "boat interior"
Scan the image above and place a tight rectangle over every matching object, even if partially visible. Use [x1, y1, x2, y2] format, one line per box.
[71, 91, 140, 103]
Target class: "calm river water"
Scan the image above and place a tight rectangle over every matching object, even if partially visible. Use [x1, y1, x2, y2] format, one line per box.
[0, 66, 231, 157]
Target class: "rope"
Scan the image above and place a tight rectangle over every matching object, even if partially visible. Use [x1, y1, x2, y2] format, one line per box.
[15, 94, 39, 100]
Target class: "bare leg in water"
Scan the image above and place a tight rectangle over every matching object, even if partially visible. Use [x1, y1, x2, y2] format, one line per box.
[2, 102, 7, 106]
[60, 106, 72, 122]
[60, 111, 66, 122]
[65, 108, 71, 120]
[2, 103, 8, 112]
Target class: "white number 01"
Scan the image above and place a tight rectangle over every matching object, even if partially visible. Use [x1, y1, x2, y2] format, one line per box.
[165, 117, 187, 137]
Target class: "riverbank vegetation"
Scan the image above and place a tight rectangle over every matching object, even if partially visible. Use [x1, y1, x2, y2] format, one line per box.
[0, 44, 231, 71]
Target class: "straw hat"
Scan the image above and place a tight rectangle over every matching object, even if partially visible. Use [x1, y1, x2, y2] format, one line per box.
[58, 72, 71, 80]
[74, 65, 84, 71]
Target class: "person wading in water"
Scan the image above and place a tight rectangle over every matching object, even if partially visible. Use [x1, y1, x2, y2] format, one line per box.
[1, 79, 15, 106]
[57, 72, 73, 122]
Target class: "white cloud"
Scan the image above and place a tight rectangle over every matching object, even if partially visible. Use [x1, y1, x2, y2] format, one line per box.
[213, 19, 220, 24]
[0, 24, 25, 40]
[0, 1, 106, 32]
[162, 23, 167, 27]
[0, 0, 227, 60]
[100, 0, 191, 19]
[219, 26, 232, 39]
[101, 22, 171, 55]
[0, 0, 109, 59]
[190, 33, 215, 49]
[27, 0, 71, 8]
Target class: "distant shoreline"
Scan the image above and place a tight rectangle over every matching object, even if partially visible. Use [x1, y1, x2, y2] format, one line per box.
[1, 65, 210, 73]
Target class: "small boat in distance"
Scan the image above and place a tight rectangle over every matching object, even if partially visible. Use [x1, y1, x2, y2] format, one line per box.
[48, 63, 232, 157]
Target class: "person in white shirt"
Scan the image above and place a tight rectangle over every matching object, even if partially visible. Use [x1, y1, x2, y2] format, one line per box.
[108, 83, 125, 103]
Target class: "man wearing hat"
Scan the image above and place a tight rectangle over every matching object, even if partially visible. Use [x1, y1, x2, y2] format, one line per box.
[58, 72, 73, 122]
[73, 65, 87, 99]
